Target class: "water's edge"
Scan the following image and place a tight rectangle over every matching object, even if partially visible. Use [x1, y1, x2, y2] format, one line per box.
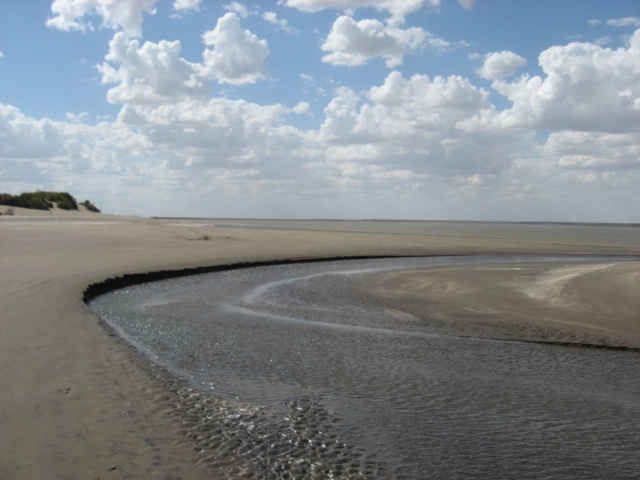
[83, 255, 424, 303]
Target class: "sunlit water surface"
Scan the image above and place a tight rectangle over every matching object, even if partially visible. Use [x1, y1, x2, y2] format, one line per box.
[89, 255, 640, 479]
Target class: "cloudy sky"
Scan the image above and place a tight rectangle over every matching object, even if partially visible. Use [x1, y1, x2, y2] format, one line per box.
[1, 0, 639, 221]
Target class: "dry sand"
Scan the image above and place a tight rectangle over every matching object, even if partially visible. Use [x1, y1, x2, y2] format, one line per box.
[1, 208, 639, 479]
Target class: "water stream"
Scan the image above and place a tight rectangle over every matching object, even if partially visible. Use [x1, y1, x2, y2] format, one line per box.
[88, 256, 640, 479]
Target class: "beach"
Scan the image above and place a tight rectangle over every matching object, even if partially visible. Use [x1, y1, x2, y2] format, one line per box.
[1, 208, 639, 479]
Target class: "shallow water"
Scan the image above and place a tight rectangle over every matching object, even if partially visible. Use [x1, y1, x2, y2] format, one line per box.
[89, 256, 640, 479]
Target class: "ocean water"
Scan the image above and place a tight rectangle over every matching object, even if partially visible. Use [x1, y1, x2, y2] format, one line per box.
[89, 255, 640, 479]
[165, 218, 640, 245]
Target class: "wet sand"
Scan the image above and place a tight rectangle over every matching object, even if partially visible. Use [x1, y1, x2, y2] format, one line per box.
[1, 208, 639, 479]
[362, 261, 640, 348]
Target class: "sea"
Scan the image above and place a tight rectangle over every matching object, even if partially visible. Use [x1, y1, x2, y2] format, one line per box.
[89, 221, 640, 479]
[159, 218, 640, 245]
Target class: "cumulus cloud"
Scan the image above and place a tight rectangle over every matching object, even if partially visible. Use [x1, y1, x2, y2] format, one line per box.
[0, 103, 149, 185]
[0, 104, 64, 159]
[368, 70, 488, 112]
[202, 13, 269, 85]
[488, 29, 640, 133]
[544, 131, 640, 172]
[46, 0, 158, 37]
[321, 16, 433, 67]
[316, 71, 529, 179]
[95, 13, 271, 105]
[114, 97, 303, 188]
[476, 50, 526, 80]
[97, 33, 210, 105]
[319, 87, 361, 141]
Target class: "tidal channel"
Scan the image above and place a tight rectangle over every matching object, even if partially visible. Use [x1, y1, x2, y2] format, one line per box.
[88, 256, 640, 479]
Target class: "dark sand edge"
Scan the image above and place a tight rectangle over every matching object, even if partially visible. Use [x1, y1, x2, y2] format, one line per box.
[2, 214, 639, 479]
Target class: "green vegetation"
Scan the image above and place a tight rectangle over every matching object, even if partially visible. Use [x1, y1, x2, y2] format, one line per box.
[0, 191, 77, 210]
[80, 199, 100, 212]
[0, 191, 100, 213]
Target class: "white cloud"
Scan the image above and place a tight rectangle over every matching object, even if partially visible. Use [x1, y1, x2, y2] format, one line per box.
[223, 1, 249, 19]
[263, 11, 298, 33]
[97, 32, 210, 105]
[0, 103, 150, 186]
[319, 87, 361, 141]
[488, 29, 640, 133]
[96, 13, 271, 101]
[316, 72, 527, 179]
[115, 97, 294, 168]
[458, 0, 475, 9]
[283, 0, 434, 20]
[202, 13, 269, 85]
[65, 111, 89, 123]
[0, 104, 64, 159]
[0, 51, 4, 58]
[292, 102, 311, 114]
[368, 70, 488, 112]
[544, 131, 640, 172]
[73, 67, 521, 205]
[321, 16, 433, 67]
[173, 0, 202, 11]
[476, 50, 526, 80]
[606, 17, 640, 28]
[46, 0, 158, 37]
[594, 36, 613, 46]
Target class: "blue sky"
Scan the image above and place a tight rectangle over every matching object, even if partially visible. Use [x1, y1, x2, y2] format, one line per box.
[1, 0, 639, 221]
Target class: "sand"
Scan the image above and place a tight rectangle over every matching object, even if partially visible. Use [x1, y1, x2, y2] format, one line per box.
[1, 208, 639, 479]
[362, 261, 640, 348]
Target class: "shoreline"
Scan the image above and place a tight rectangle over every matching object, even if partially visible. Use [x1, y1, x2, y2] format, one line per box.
[2, 212, 639, 479]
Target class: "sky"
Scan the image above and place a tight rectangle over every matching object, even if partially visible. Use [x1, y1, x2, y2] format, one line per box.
[1, 0, 639, 221]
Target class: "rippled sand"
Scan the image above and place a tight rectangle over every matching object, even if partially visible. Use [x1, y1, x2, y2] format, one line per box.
[363, 261, 640, 348]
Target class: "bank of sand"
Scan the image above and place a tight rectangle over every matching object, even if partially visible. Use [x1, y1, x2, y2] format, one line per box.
[362, 261, 640, 348]
[1, 208, 639, 479]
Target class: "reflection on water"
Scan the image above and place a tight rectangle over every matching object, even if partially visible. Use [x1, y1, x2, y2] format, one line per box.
[89, 256, 640, 479]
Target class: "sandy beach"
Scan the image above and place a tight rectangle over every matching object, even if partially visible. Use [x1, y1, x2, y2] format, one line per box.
[1, 208, 639, 479]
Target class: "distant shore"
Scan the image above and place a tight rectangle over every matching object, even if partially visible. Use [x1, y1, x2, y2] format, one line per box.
[1, 209, 639, 479]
